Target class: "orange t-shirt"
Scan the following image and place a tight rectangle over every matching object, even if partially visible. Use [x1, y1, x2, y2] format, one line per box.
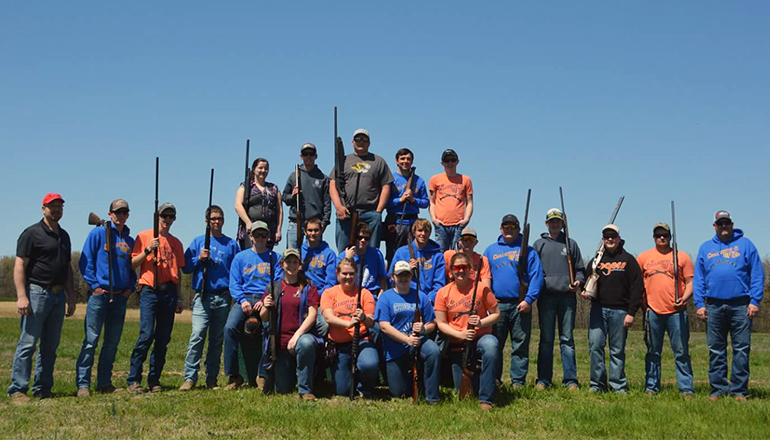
[132, 229, 185, 288]
[636, 248, 694, 314]
[320, 284, 376, 343]
[434, 281, 497, 343]
[443, 250, 491, 282]
[429, 173, 473, 225]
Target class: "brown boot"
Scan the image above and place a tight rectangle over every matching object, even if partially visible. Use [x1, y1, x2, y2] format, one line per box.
[179, 381, 195, 392]
[225, 376, 244, 391]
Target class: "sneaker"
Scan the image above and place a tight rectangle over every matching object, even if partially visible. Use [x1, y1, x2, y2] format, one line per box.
[683, 393, 694, 400]
[97, 385, 125, 394]
[33, 390, 53, 399]
[300, 393, 317, 401]
[206, 382, 221, 390]
[588, 387, 601, 394]
[567, 384, 579, 391]
[224, 376, 244, 391]
[535, 383, 546, 391]
[709, 395, 719, 402]
[734, 395, 747, 402]
[480, 403, 493, 411]
[77, 388, 91, 398]
[148, 383, 163, 393]
[127, 383, 144, 394]
[179, 381, 195, 392]
[9, 392, 31, 405]
[256, 376, 266, 389]
[511, 383, 524, 390]
[645, 391, 655, 397]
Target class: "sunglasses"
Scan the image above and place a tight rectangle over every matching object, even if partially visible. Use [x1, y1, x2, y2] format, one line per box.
[654, 233, 671, 239]
[357, 235, 371, 241]
[502, 224, 518, 230]
[301, 151, 316, 157]
[602, 234, 618, 240]
[253, 232, 269, 238]
[443, 158, 458, 163]
[209, 217, 224, 222]
[160, 214, 176, 220]
[111, 209, 130, 215]
[460, 236, 477, 243]
[354, 136, 370, 143]
[452, 264, 471, 272]
[716, 221, 732, 227]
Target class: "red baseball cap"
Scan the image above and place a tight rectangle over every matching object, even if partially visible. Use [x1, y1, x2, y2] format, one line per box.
[42, 193, 65, 206]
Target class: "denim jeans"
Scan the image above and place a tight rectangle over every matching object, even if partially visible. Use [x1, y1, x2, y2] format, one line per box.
[331, 339, 379, 397]
[536, 293, 578, 387]
[183, 292, 230, 385]
[385, 338, 441, 403]
[75, 292, 128, 390]
[286, 221, 299, 251]
[434, 224, 464, 252]
[7, 284, 66, 396]
[492, 301, 531, 385]
[263, 333, 317, 394]
[127, 285, 178, 386]
[223, 295, 265, 380]
[706, 298, 752, 397]
[588, 304, 628, 393]
[644, 309, 694, 394]
[335, 210, 383, 253]
[449, 334, 499, 404]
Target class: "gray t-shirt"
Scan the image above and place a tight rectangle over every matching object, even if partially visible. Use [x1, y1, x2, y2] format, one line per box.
[330, 153, 394, 211]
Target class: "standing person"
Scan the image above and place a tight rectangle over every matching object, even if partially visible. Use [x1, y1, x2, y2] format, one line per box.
[533, 208, 586, 390]
[321, 258, 379, 398]
[339, 223, 388, 298]
[179, 205, 240, 391]
[8, 193, 76, 404]
[637, 222, 695, 397]
[75, 199, 136, 397]
[259, 249, 321, 400]
[483, 214, 544, 387]
[384, 148, 429, 266]
[693, 211, 764, 401]
[127, 203, 186, 393]
[389, 218, 446, 303]
[282, 143, 332, 247]
[443, 227, 492, 288]
[223, 221, 283, 390]
[301, 217, 338, 337]
[235, 158, 283, 249]
[428, 149, 473, 251]
[375, 261, 440, 403]
[582, 224, 643, 394]
[329, 128, 394, 252]
[434, 253, 500, 410]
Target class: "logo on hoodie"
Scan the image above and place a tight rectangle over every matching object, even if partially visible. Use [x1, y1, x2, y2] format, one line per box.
[707, 246, 740, 260]
[598, 261, 627, 276]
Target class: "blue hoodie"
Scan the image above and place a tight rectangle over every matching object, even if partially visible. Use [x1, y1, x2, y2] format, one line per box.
[693, 229, 764, 308]
[183, 233, 240, 293]
[389, 239, 446, 302]
[229, 248, 284, 304]
[484, 235, 544, 304]
[302, 240, 338, 296]
[79, 224, 136, 292]
[386, 171, 429, 224]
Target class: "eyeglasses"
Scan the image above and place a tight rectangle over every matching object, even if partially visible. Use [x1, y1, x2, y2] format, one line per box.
[602, 234, 618, 240]
[452, 264, 470, 272]
[443, 158, 457, 163]
[111, 209, 129, 215]
[301, 151, 316, 157]
[161, 214, 176, 220]
[357, 235, 371, 241]
[654, 233, 671, 239]
[253, 232, 269, 238]
[209, 217, 224, 222]
[354, 136, 370, 143]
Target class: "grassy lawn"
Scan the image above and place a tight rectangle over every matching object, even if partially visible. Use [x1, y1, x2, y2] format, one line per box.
[1, 315, 769, 439]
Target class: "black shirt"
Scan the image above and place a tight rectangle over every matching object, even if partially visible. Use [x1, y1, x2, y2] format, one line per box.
[16, 219, 71, 286]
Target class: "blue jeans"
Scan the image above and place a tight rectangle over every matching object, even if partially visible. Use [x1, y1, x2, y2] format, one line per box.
[588, 304, 628, 393]
[127, 285, 178, 386]
[434, 224, 463, 252]
[385, 338, 441, 403]
[331, 339, 379, 397]
[644, 309, 694, 394]
[75, 292, 128, 390]
[449, 334, 499, 404]
[492, 301, 531, 385]
[183, 292, 230, 385]
[264, 333, 317, 394]
[286, 221, 299, 251]
[706, 298, 752, 397]
[537, 293, 578, 387]
[335, 210, 383, 253]
[223, 295, 265, 379]
[7, 284, 66, 396]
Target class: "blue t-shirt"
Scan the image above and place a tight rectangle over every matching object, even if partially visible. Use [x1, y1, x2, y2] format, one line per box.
[183, 234, 240, 293]
[229, 248, 284, 304]
[374, 287, 435, 361]
[338, 247, 387, 295]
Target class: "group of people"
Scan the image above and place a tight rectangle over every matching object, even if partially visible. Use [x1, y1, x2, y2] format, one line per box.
[7, 129, 765, 409]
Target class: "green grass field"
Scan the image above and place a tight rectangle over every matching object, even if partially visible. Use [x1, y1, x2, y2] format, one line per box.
[1, 316, 769, 439]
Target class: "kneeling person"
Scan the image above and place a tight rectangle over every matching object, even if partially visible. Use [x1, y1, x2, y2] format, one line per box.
[375, 261, 440, 403]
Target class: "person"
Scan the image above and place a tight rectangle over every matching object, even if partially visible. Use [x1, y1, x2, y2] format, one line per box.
[428, 149, 473, 251]
[388, 218, 446, 303]
[384, 148, 429, 266]
[321, 258, 379, 398]
[75, 199, 136, 397]
[483, 214, 544, 386]
[127, 202, 186, 393]
[235, 157, 283, 249]
[179, 205, 240, 391]
[443, 227, 492, 288]
[301, 217, 338, 337]
[223, 221, 283, 390]
[8, 193, 76, 404]
[533, 208, 586, 390]
[435, 253, 500, 410]
[329, 128, 394, 252]
[637, 222, 695, 397]
[693, 211, 764, 401]
[259, 248, 321, 400]
[375, 261, 440, 403]
[282, 143, 332, 248]
[339, 223, 388, 298]
[582, 224, 643, 394]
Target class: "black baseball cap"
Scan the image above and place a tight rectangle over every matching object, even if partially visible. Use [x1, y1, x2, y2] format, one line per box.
[441, 149, 458, 161]
[501, 214, 519, 226]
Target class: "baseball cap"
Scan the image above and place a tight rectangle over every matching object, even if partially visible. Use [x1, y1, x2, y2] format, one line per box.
[300, 143, 316, 153]
[353, 129, 370, 139]
[157, 203, 176, 215]
[42, 193, 64, 205]
[714, 210, 732, 222]
[652, 222, 670, 232]
[250, 221, 269, 233]
[501, 214, 519, 226]
[460, 227, 477, 238]
[545, 208, 564, 221]
[283, 248, 301, 260]
[393, 261, 412, 275]
[603, 224, 620, 234]
[110, 199, 129, 212]
[441, 149, 458, 161]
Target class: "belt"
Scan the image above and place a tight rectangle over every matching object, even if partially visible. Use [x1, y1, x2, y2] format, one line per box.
[201, 288, 229, 295]
[497, 298, 521, 304]
[31, 283, 64, 293]
[705, 296, 750, 306]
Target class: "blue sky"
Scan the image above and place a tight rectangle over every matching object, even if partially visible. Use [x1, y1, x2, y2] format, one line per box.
[1, 1, 768, 262]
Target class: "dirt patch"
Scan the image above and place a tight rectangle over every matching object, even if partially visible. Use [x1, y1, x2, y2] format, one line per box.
[0, 301, 193, 323]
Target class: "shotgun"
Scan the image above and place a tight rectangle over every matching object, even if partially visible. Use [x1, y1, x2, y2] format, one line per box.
[406, 222, 422, 403]
[350, 256, 364, 400]
[153, 157, 159, 291]
[268, 251, 279, 366]
[583, 196, 625, 299]
[517, 189, 531, 303]
[296, 164, 303, 255]
[459, 258, 483, 400]
[87, 212, 114, 303]
[671, 201, 680, 305]
[239, 140, 250, 250]
[559, 187, 576, 288]
[202, 169, 214, 294]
